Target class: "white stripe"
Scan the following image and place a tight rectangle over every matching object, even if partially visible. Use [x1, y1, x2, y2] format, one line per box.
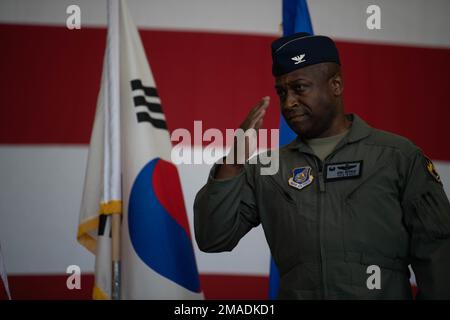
[0, 146, 94, 274]
[0, 0, 282, 36]
[309, 0, 450, 48]
[1, 0, 449, 48]
[1, 146, 450, 276]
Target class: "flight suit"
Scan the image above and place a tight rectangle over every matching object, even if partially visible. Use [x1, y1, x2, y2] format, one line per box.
[194, 114, 450, 299]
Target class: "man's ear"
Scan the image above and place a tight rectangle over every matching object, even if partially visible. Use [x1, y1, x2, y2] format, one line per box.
[330, 72, 344, 96]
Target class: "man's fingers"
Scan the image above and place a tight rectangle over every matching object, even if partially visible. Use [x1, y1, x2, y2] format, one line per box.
[249, 109, 266, 129]
[253, 96, 270, 115]
[248, 107, 266, 128]
[246, 97, 270, 128]
[248, 96, 270, 118]
[254, 116, 265, 130]
[231, 97, 269, 164]
[260, 96, 270, 109]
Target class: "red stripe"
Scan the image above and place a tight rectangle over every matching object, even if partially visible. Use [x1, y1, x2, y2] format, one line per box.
[1, 24, 449, 160]
[338, 40, 450, 161]
[200, 274, 269, 300]
[4, 274, 418, 300]
[6, 275, 94, 300]
[0, 277, 9, 300]
[0, 24, 104, 145]
[5, 274, 268, 300]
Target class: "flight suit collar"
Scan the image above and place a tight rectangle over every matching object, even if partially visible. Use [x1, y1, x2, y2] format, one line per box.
[287, 113, 372, 154]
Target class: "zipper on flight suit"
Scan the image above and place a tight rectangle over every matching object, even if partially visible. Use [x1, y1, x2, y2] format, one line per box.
[313, 136, 350, 299]
[314, 157, 328, 299]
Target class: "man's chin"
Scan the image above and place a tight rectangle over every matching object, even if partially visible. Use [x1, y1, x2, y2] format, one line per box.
[286, 123, 309, 137]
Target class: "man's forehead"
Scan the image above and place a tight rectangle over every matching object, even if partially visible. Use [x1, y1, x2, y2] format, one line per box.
[275, 64, 323, 86]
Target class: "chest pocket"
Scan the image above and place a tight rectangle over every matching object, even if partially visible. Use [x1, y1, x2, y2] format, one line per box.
[263, 173, 317, 215]
[343, 160, 391, 199]
[266, 175, 297, 205]
[259, 174, 318, 227]
[340, 160, 407, 257]
[259, 174, 319, 274]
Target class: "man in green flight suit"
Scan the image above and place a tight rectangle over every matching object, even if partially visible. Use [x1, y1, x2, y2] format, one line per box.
[193, 32, 450, 299]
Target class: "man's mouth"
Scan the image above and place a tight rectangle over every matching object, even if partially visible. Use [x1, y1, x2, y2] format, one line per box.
[289, 113, 308, 121]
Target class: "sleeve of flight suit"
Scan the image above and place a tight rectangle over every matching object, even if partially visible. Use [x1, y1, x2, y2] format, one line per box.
[402, 150, 450, 299]
[193, 162, 260, 253]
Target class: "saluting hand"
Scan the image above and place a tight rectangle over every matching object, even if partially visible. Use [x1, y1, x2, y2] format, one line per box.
[216, 96, 270, 179]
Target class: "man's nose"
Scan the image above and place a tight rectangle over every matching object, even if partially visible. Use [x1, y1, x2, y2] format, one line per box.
[285, 91, 298, 109]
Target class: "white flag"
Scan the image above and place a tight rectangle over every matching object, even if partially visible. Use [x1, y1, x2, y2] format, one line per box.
[77, 0, 121, 299]
[78, 0, 202, 300]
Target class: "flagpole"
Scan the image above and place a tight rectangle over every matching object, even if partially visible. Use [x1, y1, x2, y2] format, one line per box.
[107, 0, 121, 300]
[0, 243, 11, 300]
[111, 213, 121, 299]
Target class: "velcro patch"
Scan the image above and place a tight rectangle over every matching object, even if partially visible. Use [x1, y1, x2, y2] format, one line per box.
[425, 156, 442, 184]
[325, 161, 363, 181]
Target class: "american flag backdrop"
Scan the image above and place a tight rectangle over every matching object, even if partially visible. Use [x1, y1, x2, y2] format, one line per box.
[0, 0, 449, 299]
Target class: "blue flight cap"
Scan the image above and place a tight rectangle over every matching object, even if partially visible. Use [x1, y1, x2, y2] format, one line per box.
[271, 32, 341, 76]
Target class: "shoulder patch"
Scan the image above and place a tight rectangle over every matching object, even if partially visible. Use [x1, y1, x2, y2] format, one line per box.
[425, 156, 442, 184]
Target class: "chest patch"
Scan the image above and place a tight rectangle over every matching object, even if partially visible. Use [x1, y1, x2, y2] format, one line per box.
[325, 161, 363, 181]
[288, 166, 314, 190]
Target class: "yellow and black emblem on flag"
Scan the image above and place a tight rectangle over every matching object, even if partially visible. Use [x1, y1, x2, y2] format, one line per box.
[425, 156, 442, 184]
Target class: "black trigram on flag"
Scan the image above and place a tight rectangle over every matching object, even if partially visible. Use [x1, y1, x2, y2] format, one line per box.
[97, 214, 112, 238]
[130, 79, 167, 130]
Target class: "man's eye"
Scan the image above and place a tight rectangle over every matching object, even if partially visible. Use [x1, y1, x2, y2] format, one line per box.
[294, 84, 306, 92]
